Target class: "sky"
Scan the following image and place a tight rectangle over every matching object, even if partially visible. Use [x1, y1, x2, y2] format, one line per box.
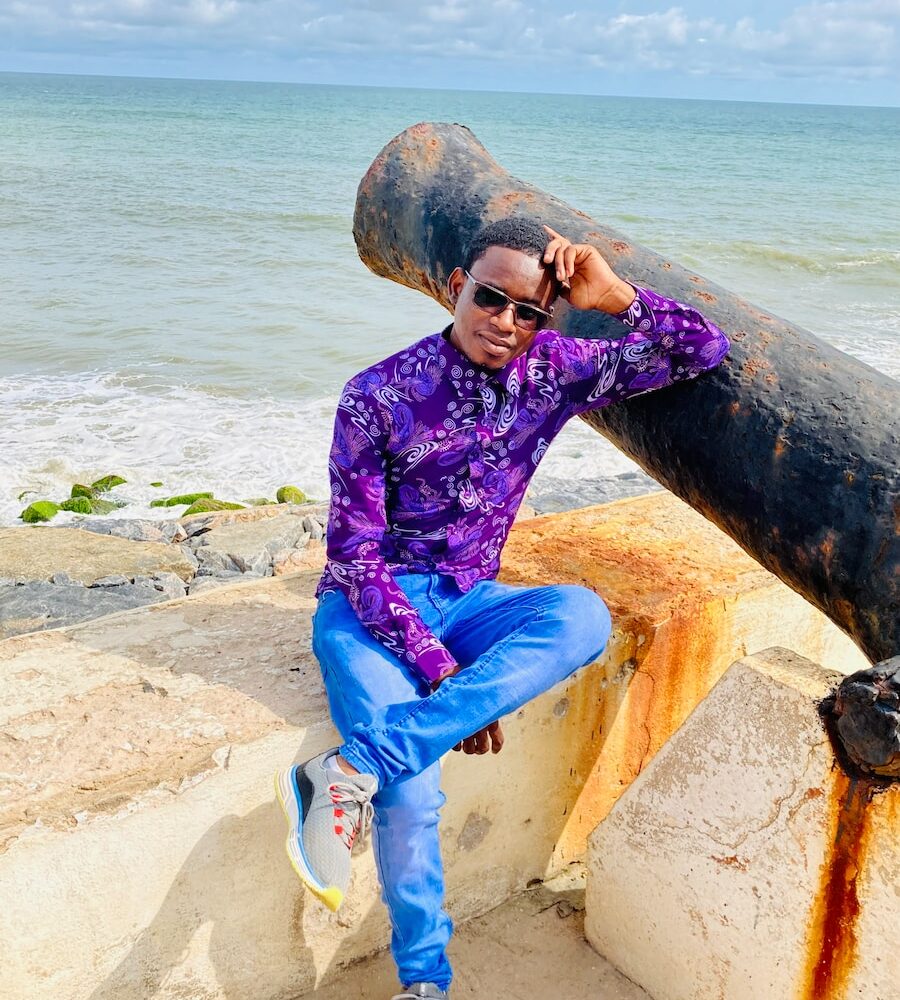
[1, 0, 899, 106]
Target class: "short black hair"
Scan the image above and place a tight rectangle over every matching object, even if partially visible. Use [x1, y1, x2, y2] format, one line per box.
[463, 217, 550, 272]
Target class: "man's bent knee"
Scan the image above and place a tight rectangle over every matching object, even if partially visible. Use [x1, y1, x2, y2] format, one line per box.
[553, 584, 612, 668]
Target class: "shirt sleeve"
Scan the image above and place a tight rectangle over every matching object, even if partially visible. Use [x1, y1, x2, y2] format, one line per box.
[322, 378, 459, 685]
[554, 284, 731, 413]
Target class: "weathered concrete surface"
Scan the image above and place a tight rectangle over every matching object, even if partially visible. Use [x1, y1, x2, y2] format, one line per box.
[0, 495, 870, 1000]
[308, 867, 650, 1000]
[585, 648, 900, 1000]
[500, 492, 869, 860]
[0, 526, 196, 585]
[354, 122, 900, 665]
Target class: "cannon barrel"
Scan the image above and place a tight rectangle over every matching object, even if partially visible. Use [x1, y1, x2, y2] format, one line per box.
[353, 122, 899, 773]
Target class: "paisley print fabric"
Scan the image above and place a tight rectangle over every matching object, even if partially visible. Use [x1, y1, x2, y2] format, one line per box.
[316, 285, 730, 682]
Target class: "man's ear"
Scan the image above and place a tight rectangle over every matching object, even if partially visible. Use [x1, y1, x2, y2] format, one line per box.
[447, 266, 466, 307]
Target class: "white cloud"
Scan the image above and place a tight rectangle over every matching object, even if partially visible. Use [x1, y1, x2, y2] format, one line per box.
[555, 2, 898, 82]
[0, 0, 897, 89]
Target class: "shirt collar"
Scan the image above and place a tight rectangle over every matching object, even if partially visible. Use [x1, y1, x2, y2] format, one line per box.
[438, 324, 525, 398]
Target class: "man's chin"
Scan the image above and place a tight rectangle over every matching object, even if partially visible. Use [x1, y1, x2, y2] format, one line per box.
[475, 334, 515, 368]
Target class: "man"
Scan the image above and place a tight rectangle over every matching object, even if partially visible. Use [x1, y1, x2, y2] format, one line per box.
[275, 218, 730, 999]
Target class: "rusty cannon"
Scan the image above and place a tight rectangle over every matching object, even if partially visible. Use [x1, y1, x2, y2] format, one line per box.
[353, 122, 900, 779]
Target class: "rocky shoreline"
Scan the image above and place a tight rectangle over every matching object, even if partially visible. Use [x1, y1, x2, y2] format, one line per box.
[0, 502, 330, 640]
[0, 468, 665, 641]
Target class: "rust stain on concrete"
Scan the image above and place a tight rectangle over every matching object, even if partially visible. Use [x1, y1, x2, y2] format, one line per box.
[500, 494, 767, 858]
[798, 771, 875, 1000]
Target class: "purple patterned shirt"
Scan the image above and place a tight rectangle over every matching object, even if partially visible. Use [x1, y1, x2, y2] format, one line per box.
[316, 285, 730, 683]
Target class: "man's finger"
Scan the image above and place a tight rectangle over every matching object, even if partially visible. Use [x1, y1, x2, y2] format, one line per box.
[463, 736, 478, 755]
[563, 244, 578, 281]
[543, 237, 564, 265]
[543, 224, 563, 242]
[474, 728, 490, 754]
[452, 741, 463, 752]
[490, 722, 505, 753]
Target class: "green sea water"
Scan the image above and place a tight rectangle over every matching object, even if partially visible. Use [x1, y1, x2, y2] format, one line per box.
[1, 72, 898, 523]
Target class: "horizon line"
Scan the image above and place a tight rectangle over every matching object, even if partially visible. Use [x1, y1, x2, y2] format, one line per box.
[1, 67, 898, 112]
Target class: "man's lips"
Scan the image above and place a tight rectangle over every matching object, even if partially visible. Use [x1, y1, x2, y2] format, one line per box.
[477, 333, 513, 357]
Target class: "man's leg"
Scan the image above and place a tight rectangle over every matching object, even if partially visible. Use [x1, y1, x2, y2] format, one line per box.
[312, 586, 453, 992]
[338, 579, 611, 787]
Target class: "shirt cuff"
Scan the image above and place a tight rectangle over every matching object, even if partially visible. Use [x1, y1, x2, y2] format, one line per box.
[614, 284, 657, 334]
[415, 645, 459, 685]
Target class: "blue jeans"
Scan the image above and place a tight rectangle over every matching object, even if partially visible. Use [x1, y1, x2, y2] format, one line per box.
[311, 572, 611, 990]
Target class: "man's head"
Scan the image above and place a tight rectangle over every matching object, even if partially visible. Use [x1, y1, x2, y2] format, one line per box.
[447, 217, 559, 370]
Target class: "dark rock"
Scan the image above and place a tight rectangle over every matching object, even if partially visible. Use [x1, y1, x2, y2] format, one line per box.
[823, 655, 900, 779]
[0, 580, 166, 639]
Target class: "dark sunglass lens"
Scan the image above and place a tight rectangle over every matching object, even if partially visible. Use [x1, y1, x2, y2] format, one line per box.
[515, 305, 541, 327]
[473, 284, 508, 311]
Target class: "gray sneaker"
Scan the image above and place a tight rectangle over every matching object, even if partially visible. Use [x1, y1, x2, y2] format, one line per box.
[274, 749, 377, 912]
[391, 985, 449, 999]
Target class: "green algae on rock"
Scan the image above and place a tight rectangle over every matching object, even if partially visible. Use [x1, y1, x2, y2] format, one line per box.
[89, 498, 120, 515]
[150, 492, 214, 508]
[91, 475, 127, 492]
[71, 484, 99, 500]
[150, 482, 164, 488]
[20, 501, 61, 523]
[182, 498, 246, 516]
[243, 498, 278, 506]
[61, 497, 93, 514]
[276, 486, 309, 505]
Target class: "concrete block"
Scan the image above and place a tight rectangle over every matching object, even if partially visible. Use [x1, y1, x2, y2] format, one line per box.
[500, 492, 869, 864]
[584, 647, 899, 1000]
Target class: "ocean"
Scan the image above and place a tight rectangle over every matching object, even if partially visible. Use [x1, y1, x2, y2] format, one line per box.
[2, 72, 898, 526]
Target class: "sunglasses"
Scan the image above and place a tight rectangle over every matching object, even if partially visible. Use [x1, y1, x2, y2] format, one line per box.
[464, 271, 554, 330]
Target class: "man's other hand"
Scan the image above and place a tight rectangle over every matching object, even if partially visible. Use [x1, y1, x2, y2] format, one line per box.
[453, 720, 504, 755]
[543, 225, 636, 315]
[430, 665, 504, 754]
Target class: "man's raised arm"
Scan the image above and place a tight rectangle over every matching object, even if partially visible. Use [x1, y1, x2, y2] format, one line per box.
[540, 226, 730, 411]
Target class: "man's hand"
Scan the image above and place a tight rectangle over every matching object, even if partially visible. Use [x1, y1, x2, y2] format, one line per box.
[430, 665, 505, 755]
[453, 720, 504, 755]
[543, 226, 636, 315]
[431, 662, 462, 692]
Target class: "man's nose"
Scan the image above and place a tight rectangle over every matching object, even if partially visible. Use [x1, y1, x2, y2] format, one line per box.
[492, 303, 517, 334]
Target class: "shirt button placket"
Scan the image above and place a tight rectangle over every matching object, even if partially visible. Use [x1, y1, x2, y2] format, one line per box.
[469, 383, 494, 505]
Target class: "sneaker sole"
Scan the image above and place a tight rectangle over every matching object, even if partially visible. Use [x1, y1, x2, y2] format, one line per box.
[274, 768, 344, 913]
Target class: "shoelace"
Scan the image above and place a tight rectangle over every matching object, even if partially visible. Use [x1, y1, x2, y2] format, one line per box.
[329, 779, 374, 852]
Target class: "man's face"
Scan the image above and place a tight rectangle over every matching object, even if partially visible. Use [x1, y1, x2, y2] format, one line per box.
[447, 246, 558, 370]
